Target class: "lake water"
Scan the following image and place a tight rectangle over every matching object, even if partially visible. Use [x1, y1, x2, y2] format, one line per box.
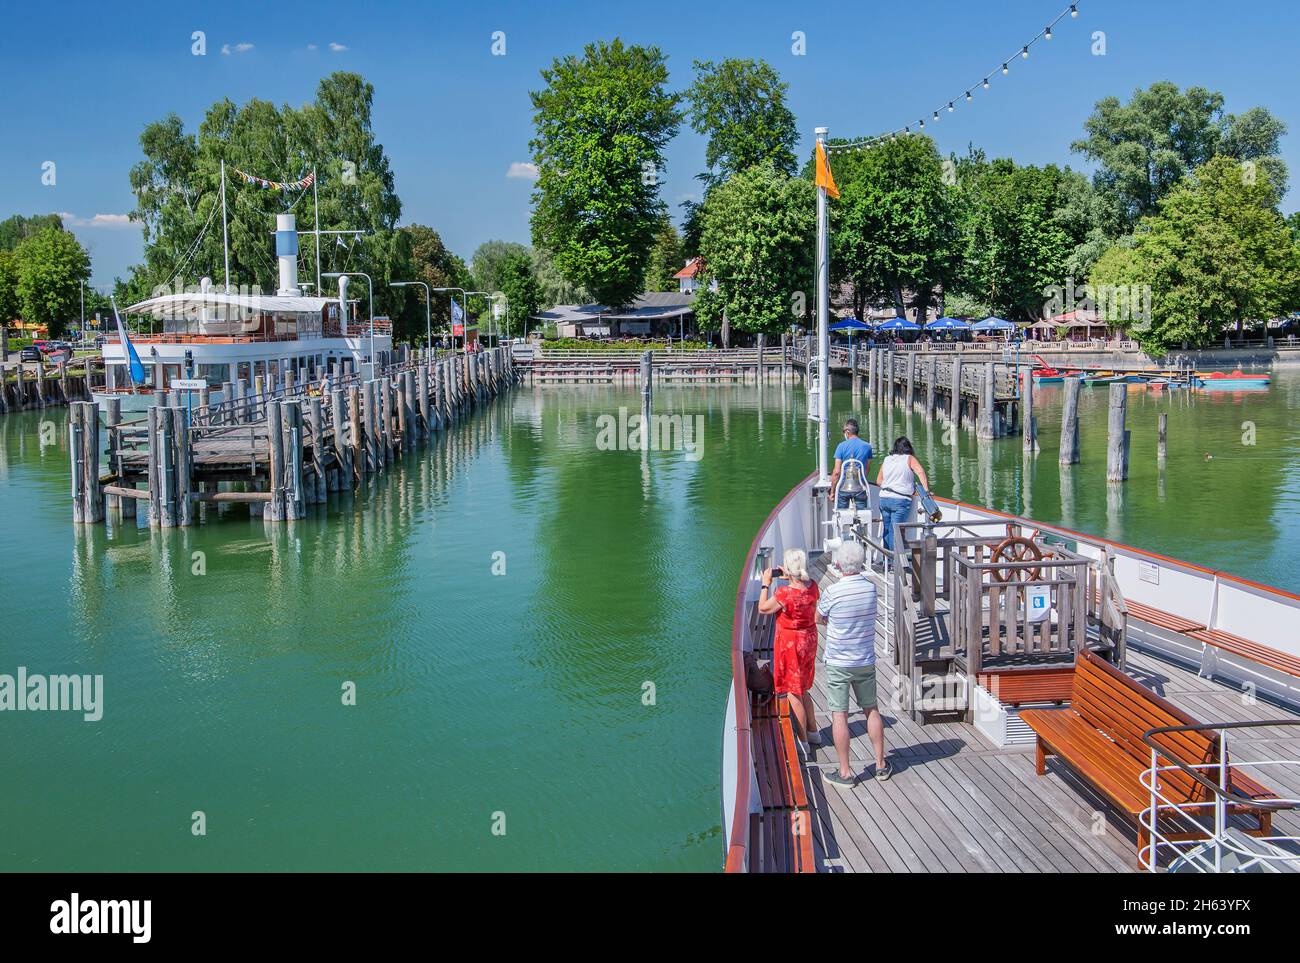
[2, 370, 1297, 870]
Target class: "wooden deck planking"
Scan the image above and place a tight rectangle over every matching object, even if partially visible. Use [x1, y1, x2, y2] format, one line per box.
[785, 563, 1300, 872]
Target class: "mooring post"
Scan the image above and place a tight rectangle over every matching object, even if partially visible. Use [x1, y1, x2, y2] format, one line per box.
[417, 364, 430, 438]
[906, 353, 916, 411]
[1059, 376, 1081, 466]
[348, 384, 362, 480]
[266, 400, 286, 522]
[308, 397, 326, 501]
[949, 357, 963, 427]
[283, 402, 305, 520]
[926, 357, 937, 419]
[171, 406, 193, 526]
[146, 406, 161, 527]
[69, 403, 87, 524]
[1157, 412, 1168, 463]
[640, 350, 653, 414]
[1022, 367, 1038, 454]
[977, 361, 996, 440]
[158, 405, 177, 528]
[1106, 382, 1130, 482]
[104, 398, 123, 515]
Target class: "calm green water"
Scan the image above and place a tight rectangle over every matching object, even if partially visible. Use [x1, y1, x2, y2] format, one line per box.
[1, 371, 1298, 871]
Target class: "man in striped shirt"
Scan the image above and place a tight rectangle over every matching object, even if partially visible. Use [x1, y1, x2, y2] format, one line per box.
[816, 541, 890, 788]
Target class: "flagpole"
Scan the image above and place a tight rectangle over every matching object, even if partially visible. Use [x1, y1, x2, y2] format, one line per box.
[220, 159, 231, 294]
[815, 126, 831, 488]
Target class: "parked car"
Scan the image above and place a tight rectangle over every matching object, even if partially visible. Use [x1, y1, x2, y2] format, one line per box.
[19, 346, 43, 363]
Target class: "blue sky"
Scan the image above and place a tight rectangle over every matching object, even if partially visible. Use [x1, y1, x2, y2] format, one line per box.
[2, 0, 1297, 288]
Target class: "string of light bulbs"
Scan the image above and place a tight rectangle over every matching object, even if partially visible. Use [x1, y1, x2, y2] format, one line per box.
[827, 2, 1081, 153]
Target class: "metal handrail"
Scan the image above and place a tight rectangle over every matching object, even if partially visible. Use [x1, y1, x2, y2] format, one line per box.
[1140, 719, 1300, 813]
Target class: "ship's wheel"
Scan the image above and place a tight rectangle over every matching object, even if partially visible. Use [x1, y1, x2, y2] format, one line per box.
[990, 535, 1043, 582]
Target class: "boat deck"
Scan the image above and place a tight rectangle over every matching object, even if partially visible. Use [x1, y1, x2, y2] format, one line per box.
[788, 562, 1300, 873]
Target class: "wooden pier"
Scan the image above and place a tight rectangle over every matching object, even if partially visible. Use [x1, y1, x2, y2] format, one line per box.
[69, 346, 517, 527]
[520, 338, 797, 385]
[0, 357, 106, 414]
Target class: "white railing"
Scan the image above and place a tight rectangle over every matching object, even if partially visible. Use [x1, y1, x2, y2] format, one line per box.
[1138, 720, 1300, 872]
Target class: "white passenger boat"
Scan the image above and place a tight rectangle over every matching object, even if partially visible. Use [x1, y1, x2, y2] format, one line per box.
[95, 213, 391, 411]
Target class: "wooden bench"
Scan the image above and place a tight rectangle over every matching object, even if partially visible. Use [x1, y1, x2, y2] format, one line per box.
[1021, 651, 1283, 868]
[1095, 591, 1300, 687]
[976, 665, 1075, 707]
[749, 691, 815, 872]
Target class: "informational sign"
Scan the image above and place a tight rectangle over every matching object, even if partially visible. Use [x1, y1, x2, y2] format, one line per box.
[452, 323, 464, 336]
[1138, 560, 1160, 585]
[172, 379, 208, 390]
[1026, 584, 1051, 622]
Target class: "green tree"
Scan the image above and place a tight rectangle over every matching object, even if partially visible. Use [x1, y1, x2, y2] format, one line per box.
[496, 250, 543, 337]
[1072, 82, 1288, 226]
[1091, 156, 1300, 351]
[643, 216, 683, 292]
[694, 162, 814, 341]
[529, 39, 681, 308]
[686, 58, 798, 187]
[0, 250, 18, 323]
[470, 240, 531, 296]
[399, 224, 471, 341]
[832, 135, 961, 320]
[14, 228, 91, 338]
[958, 159, 1093, 322]
[128, 73, 404, 315]
[0, 214, 65, 252]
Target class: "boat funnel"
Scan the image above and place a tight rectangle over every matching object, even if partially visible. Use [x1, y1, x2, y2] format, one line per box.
[338, 274, 350, 328]
[275, 213, 300, 296]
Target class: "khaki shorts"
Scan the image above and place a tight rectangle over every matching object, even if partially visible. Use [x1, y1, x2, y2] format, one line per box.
[825, 664, 877, 713]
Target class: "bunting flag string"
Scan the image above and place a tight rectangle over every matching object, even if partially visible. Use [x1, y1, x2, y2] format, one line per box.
[827, 2, 1080, 154]
[229, 166, 316, 192]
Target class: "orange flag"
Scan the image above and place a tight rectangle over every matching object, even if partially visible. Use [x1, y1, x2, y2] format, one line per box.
[815, 141, 840, 199]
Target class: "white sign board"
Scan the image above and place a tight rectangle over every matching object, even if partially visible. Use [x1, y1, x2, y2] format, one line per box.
[1138, 560, 1160, 585]
[1026, 584, 1051, 622]
[172, 379, 208, 390]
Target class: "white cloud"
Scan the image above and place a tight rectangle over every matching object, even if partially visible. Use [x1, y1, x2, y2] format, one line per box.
[329, 42, 348, 52]
[58, 212, 134, 229]
[506, 162, 538, 180]
[221, 42, 254, 55]
[307, 43, 318, 51]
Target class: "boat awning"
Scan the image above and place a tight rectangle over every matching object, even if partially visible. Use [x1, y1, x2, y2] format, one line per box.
[125, 293, 332, 318]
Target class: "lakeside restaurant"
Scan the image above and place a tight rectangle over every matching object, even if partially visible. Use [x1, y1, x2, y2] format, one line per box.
[531, 292, 697, 340]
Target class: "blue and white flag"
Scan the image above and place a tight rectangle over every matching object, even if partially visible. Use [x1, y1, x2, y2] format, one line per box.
[111, 296, 147, 386]
[450, 298, 464, 323]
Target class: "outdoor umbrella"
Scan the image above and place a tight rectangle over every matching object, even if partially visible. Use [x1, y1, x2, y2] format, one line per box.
[926, 317, 971, 331]
[829, 317, 874, 332]
[877, 316, 921, 331]
[971, 317, 1016, 331]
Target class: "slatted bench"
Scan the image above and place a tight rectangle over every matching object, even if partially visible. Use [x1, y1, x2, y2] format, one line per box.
[1189, 628, 1300, 682]
[749, 692, 816, 873]
[1021, 651, 1284, 868]
[976, 666, 1074, 707]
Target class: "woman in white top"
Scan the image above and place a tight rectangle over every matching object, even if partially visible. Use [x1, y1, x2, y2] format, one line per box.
[876, 437, 930, 552]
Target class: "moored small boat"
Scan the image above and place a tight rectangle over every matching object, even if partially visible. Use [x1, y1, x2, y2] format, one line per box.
[1195, 369, 1271, 389]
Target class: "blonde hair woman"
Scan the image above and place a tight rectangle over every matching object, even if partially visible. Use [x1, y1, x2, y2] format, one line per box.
[758, 548, 822, 748]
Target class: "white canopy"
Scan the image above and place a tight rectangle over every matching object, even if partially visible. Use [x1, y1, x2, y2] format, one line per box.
[125, 292, 331, 318]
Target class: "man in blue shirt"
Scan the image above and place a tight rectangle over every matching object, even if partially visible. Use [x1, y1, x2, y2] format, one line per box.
[829, 418, 873, 510]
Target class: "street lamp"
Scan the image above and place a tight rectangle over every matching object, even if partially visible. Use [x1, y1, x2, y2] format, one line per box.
[389, 280, 431, 352]
[487, 292, 509, 342]
[323, 271, 374, 362]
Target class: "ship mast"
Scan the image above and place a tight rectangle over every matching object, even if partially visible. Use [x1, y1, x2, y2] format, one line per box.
[220, 158, 231, 294]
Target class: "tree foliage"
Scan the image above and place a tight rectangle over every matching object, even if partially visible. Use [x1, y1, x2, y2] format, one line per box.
[685, 58, 798, 187]
[398, 224, 471, 342]
[0, 214, 65, 252]
[1089, 156, 1300, 351]
[13, 228, 91, 338]
[127, 73, 404, 315]
[831, 135, 961, 319]
[529, 39, 681, 308]
[1072, 81, 1287, 227]
[643, 216, 683, 292]
[0, 250, 19, 323]
[694, 162, 814, 338]
[496, 250, 543, 337]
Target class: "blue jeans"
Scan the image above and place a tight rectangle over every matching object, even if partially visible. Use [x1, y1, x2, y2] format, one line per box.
[836, 490, 869, 511]
[879, 497, 913, 552]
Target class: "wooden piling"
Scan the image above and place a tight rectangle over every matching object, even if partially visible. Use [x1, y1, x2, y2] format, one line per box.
[171, 407, 193, 526]
[283, 402, 305, 520]
[1157, 412, 1168, 463]
[104, 398, 124, 515]
[1022, 367, 1038, 454]
[1059, 376, 1081, 466]
[417, 364, 430, 438]
[949, 357, 962, 427]
[69, 404, 87, 524]
[926, 357, 937, 418]
[348, 384, 362, 480]
[308, 397, 326, 501]
[157, 406, 177, 527]
[1106, 382, 1130, 482]
[266, 400, 286, 522]
[146, 406, 161, 527]
[977, 362, 996, 440]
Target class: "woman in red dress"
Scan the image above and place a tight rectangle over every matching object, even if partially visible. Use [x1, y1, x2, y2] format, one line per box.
[758, 549, 822, 747]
